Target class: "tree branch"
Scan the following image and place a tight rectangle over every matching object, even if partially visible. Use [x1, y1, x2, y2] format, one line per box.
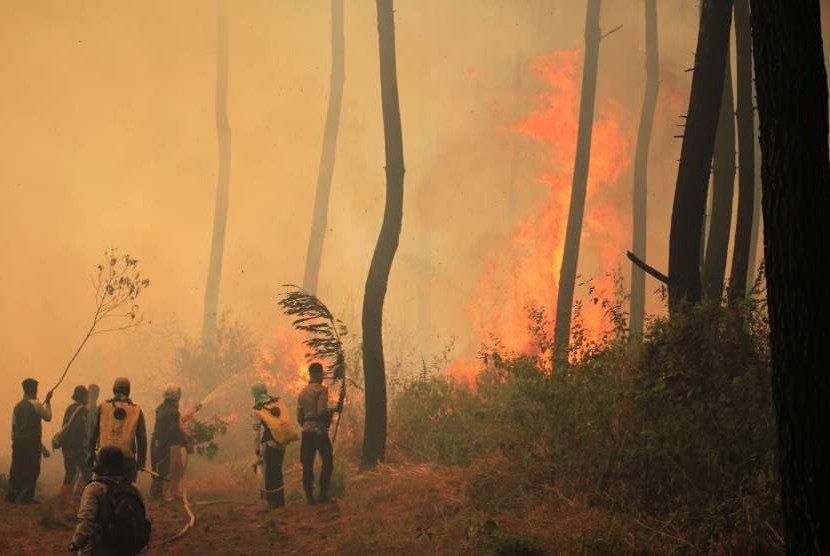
[627, 250, 670, 285]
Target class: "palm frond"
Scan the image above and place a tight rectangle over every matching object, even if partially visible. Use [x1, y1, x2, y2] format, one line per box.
[277, 285, 347, 380]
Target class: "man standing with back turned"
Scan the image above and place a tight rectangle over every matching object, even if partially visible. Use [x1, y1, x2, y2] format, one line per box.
[88, 377, 147, 484]
[7, 378, 52, 503]
[297, 363, 342, 504]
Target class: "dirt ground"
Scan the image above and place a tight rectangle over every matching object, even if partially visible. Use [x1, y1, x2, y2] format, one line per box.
[0, 456, 701, 555]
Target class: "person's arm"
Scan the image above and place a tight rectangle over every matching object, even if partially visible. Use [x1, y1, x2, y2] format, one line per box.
[135, 411, 147, 468]
[70, 482, 102, 549]
[88, 406, 100, 460]
[251, 410, 261, 455]
[31, 399, 53, 422]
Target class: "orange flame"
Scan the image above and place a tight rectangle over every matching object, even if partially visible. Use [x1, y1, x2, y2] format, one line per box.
[257, 326, 310, 399]
[470, 49, 632, 367]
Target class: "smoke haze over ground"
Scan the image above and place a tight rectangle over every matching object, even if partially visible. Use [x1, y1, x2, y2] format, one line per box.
[0, 0, 776, 460]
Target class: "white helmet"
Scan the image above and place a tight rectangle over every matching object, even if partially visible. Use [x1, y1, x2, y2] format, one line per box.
[163, 383, 182, 401]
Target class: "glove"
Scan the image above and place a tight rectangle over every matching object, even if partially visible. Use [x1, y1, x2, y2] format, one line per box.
[44, 391, 53, 405]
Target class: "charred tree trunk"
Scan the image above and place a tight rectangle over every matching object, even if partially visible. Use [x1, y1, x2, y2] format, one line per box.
[727, 0, 755, 303]
[552, 0, 602, 369]
[750, 0, 830, 552]
[361, 0, 405, 468]
[630, 0, 659, 340]
[201, 0, 232, 345]
[302, 0, 345, 295]
[667, 0, 733, 308]
[702, 53, 735, 301]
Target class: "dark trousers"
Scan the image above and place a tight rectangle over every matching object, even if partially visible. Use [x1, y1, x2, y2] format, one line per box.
[300, 431, 333, 498]
[6, 437, 41, 503]
[262, 444, 285, 508]
[150, 446, 170, 498]
[62, 448, 91, 486]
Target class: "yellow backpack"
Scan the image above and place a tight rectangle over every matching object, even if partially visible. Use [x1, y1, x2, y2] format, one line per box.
[255, 399, 299, 446]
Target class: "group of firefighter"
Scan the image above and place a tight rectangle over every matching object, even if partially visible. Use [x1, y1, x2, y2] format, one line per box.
[5, 361, 341, 554]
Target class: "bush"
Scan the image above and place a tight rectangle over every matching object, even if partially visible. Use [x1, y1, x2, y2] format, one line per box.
[389, 283, 779, 552]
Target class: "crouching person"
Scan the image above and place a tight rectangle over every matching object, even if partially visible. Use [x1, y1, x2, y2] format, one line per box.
[68, 446, 151, 555]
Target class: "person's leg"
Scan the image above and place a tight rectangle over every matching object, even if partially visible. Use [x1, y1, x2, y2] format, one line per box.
[6, 440, 23, 502]
[318, 435, 334, 502]
[300, 433, 316, 503]
[60, 451, 77, 504]
[19, 440, 41, 503]
[150, 446, 169, 499]
[264, 445, 285, 508]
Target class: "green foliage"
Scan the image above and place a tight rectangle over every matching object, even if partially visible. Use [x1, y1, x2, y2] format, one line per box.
[189, 416, 231, 459]
[389, 281, 778, 552]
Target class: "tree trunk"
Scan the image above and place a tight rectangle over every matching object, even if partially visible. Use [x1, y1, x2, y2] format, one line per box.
[201, 0, 232, 345]
[750, 0, 830, 552]
[552, 0, 602, 369]
[702, 53, 735, 301]
[727, 0, 755, 303]
[667, 0, 733, 308]
[361, 0, 405, 468]
[302, 0, 345, 295]
[630, 0, 659, 341]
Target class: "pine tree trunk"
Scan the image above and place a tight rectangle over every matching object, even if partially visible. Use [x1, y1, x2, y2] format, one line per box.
[552, 0, 602, 369]
[702, 53, 735, 301]
[630, 0, 659, 340]
[362, 0, 404, 468]
[302, 0, 345, 295]
[667, 0, 733, 308]
[727, 0, 755, 303]
[750, 0, 830, 552]
[202, 0, 232, 345]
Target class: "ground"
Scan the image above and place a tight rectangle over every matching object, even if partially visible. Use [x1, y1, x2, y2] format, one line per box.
[0, 455, 715, 555]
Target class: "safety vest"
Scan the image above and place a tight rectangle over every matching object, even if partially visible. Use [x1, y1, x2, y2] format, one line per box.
[99, 400, 141, 458]
[254, 399, 299, 446]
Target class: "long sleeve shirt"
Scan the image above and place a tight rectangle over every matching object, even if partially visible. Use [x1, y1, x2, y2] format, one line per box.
[71, 480, 105, 550]
[88, 395, 148, 467]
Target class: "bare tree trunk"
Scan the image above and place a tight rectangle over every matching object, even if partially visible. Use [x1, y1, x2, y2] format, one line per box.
[201, 0, 232, 345]
[362, 0, 405, 468]
[302, 0, 345, 295]
[702, 53, 735, 301]
[667, 0, 733, 308]
[727, 0, 755, 303]
[750, 1, 830, 552]
[630, 0, 659, 340]
[552, 0, 602, 369]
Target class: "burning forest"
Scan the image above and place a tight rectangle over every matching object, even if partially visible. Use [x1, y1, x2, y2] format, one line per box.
[1, 1, 829, 554]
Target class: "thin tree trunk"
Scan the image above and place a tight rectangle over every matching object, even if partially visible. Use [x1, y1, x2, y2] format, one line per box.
[302, 0, 345, 295]
[552, 0, 602, 369]
[362, 0, 405, 468]
[702, 53, 736, 301]
[727, 0, 755, 303]
[201, 0, 232, 345]
[667, 0, 733, 308]
[630, 0, 659, 341]
[750, 1, 830, 552]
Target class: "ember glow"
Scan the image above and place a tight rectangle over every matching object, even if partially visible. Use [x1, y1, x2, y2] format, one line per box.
[257, 327, 310, 398]
[461, 50, 632, 377]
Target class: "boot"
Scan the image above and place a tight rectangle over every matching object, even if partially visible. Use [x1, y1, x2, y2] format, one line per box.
[59, 484, 73, 508]
[304, 488, 316, 505]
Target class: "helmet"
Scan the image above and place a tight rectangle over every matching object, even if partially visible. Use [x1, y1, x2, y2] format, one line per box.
[72, 385, 89, 404]
[93, 445, 125, 476]
[309, 362, 324, 382]
[163, 383, 182, 401]
[113, 377, 131, 396]
[251, 382, 269, 404]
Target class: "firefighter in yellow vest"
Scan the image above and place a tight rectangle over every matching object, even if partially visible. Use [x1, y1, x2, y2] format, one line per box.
[251, 382, 298, 509]
[88, 377, 147, 484]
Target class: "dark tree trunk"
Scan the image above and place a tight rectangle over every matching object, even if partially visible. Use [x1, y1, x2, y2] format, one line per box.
[750, 0, 830, 552]
[361, 0, 404, 468]
[727, 0, 755, 303]
[667, 0, 733, 308]
[302, 0, 345, 295]
[702, 53, 736, 301]
[630, 0, 659, 340]
[202, 0, 232, 345]
[552, 0, 602, 369]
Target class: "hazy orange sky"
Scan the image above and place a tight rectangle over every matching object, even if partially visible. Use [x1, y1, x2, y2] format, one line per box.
[1, 0, 781, 449]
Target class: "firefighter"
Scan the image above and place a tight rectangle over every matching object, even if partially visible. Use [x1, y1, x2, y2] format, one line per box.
[251, 382, 298, 509]
[297, 363, 341, 504]
[88, 377, 147, 484]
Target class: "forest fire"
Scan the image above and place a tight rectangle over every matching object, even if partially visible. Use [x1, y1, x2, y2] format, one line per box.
[257, 327, 310, 398]
[468, 49, 632, 371]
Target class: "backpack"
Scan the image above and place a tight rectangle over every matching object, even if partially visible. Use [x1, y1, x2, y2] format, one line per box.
[94, 477, 151, 554]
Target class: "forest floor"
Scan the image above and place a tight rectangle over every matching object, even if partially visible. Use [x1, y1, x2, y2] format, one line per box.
[0, 455, 696, 555]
